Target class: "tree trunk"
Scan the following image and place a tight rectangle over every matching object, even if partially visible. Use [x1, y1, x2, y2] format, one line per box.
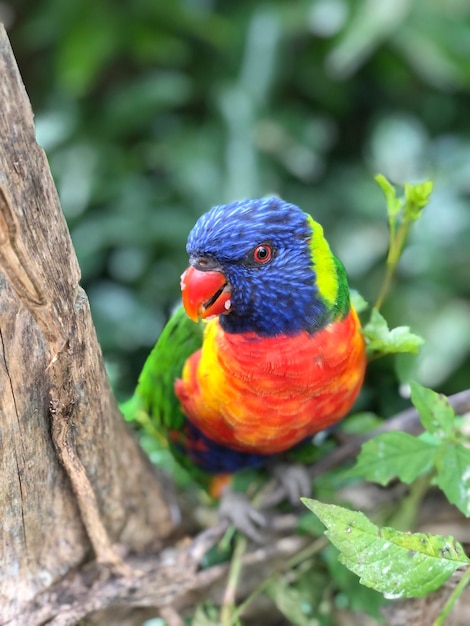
[0, 24, 176, 624]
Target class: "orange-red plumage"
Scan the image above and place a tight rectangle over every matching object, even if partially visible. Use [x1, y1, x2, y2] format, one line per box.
[175, 307, 366, 456]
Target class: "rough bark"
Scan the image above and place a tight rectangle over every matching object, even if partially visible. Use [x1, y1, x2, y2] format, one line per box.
[0, 24, 175, 623]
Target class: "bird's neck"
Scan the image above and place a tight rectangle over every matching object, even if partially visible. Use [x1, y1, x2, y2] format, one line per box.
[219, 294, 331, 336]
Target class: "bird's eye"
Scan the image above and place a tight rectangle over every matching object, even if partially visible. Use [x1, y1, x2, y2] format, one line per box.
[253, 244, 272, 264]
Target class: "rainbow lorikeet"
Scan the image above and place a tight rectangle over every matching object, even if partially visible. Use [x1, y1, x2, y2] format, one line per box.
[123, 197, 366, 500]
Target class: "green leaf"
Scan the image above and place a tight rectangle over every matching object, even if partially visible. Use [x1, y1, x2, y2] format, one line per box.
[302, 499, 470, 599]
[348, 432, 437, 485]
[192, 602, 224, 626]
[265, 577, 317, 626]
[364, 309, 424, 356]
[325, 0, 412, 79]
[57, 9, 119, 96]
[342, 411, 383, 436]
[350, 289, 368, 314]
[404, 181, 433, 221]
[435, 443, 470, 517]
[323, 545, 386, 617]
[231, 468, 266, 494]
[410, 381, 456, 439]
[374, 175, 432, 223]
[297, 511, 326, 536]
[374, 174, 402, 218]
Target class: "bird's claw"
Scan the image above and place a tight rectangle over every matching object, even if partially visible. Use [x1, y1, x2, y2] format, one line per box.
[219, 487, 269, 543]
[262, 462, 312, 508]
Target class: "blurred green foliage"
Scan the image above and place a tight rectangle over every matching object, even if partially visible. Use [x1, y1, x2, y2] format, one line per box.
[6, 0, 470, 408]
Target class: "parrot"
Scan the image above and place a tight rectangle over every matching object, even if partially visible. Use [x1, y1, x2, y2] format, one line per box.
[122, 197, 366, 516]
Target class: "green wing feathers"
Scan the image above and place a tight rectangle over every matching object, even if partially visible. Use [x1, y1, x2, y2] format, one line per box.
[120, 306, 203, 437]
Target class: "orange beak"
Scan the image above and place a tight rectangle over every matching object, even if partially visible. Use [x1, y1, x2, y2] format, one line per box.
[180, 265, 232, 322]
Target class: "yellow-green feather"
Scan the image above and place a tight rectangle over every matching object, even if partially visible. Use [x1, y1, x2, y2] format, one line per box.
[307, 214, 350, 318]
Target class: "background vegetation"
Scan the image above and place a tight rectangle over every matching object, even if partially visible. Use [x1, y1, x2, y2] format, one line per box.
[6, 0, 470, 411]
[5, 1, 470, 624]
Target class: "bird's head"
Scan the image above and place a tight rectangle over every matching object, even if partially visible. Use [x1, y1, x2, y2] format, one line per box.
[180, 197, 349, 336]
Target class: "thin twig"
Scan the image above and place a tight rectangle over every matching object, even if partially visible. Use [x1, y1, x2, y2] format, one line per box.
[220, 534, 248, 625]
[433, 568, 470, 626]
[375, 219, 410, 310]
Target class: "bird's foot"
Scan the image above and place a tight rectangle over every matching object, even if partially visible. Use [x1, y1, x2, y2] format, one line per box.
[262, 462, 312, 508]
[219, 486, 269, 544]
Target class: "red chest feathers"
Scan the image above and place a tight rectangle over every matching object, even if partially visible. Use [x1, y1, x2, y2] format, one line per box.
[175, 309, 366, 455]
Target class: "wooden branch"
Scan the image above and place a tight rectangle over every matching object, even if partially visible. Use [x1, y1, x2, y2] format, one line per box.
[4, 523, 310, 626]
[5, 528, 224, 626]
[0, 24, 175, 623]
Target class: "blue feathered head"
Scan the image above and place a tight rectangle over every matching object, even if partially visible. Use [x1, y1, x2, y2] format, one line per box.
[182, 197, 346, 336]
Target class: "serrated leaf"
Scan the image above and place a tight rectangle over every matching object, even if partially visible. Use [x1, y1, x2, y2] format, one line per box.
[302, 499, 469, 599]
[435, 443, 470, 517]
[410, 381, 456, 439]
[364, 309, 424, 356]
[348, 432, 437, 485]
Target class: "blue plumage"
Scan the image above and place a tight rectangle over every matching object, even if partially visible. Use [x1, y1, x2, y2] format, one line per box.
[175, 422, 267, 473]
[186, 197, 328, 336]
